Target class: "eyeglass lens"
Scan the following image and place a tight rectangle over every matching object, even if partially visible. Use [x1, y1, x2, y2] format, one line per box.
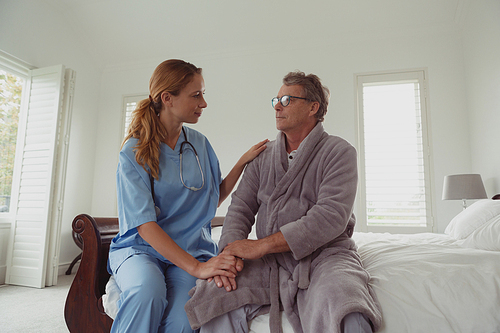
[272, 96, 291, 108]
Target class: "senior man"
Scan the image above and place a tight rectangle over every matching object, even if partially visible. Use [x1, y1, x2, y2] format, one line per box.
[185, 71, 382, 333]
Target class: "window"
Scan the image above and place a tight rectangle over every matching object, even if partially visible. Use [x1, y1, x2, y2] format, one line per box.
[0, 70, 24, 213]
[122, 95, 147, 140]
[356, 70, 433, 233]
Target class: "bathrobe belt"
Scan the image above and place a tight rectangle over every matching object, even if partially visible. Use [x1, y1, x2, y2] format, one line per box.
[264, 254, 312, 333]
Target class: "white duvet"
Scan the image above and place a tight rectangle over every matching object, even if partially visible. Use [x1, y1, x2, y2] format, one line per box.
[353, 232, 500, 333]
[103, 229, 500, 333]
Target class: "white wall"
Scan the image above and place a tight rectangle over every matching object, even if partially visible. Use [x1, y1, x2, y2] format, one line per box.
[462, 0, 500, 195]
[0, 1, 102, 269]
[93, 24, 473, 233]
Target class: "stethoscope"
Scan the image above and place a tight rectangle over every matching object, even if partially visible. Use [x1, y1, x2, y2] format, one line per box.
[149, 127, 204, 217]
[179, 127, 205, 192]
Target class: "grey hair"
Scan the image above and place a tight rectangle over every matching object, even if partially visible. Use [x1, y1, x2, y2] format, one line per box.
[283, 71, 330, 122]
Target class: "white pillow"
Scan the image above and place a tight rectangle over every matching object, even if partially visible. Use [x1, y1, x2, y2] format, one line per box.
[445, 199, 500, 240]
[102, 275, 120, 319]
[460, 215, 500, 251]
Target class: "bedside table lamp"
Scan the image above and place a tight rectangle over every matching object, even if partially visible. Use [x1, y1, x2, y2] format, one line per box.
[442, 174, 488, 209]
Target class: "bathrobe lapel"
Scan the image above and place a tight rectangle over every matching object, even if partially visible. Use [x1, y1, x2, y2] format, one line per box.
[266, 123, 326, 236]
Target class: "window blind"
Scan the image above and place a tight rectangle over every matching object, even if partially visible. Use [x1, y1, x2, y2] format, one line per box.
[124, 101, 135, 136]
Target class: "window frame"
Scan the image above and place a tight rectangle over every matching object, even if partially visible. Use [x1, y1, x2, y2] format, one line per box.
[354, 69, 435, 233]
[0, 51, 32, 223]
[121, 94, 147, 142]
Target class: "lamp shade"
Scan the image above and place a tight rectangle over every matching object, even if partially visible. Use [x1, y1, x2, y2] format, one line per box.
[442, 174, 487, 200]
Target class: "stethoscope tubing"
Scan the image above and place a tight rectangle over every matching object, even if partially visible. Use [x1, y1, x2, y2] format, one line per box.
[149, 127, 205, 217]
[179, 127, 205, 192]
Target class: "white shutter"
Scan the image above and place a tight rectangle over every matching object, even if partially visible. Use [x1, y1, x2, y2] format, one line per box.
[5, 65, 65, 288]
[45, 68, 76, 286]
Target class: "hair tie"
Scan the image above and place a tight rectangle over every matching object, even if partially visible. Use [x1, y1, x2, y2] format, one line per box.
[149, 95, 160, 116]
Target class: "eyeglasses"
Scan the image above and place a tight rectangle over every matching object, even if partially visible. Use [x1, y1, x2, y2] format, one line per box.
[271, 95, 311, 108]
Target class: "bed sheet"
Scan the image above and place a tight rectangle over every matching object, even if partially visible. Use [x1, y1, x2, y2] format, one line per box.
[354, 232, 500, 333]
[103, 229, 500, 333]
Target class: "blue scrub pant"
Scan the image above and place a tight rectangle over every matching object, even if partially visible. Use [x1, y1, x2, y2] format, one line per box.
[111, 253, 198, 333]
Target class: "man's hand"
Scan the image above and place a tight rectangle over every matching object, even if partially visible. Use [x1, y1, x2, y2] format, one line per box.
[224, 232, 291, 261]
[223, 239, 267, 261]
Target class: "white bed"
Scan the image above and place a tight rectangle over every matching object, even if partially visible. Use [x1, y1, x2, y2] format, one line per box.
[104, 198, 500, 332]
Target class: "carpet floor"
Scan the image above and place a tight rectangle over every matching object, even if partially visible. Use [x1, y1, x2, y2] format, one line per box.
[0, 273, 74, 332]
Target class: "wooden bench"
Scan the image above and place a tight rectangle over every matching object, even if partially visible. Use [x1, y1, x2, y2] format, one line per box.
[64, 214, 117, 333]
[64, 213, 224, 332]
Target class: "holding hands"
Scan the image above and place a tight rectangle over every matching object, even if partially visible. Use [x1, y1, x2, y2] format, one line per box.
[207, 238, 267, 292]
[193, 253, 239, 280]
[207, 256, 244, 292]
[208, 232, 291, 292]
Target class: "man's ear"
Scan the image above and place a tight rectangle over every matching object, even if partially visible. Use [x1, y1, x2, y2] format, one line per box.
[161, 91, 173, 107]
[309, 101, 320, 117]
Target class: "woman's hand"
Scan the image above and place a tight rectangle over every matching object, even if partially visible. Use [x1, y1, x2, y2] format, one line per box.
[193, 253, 239, 280]
[137, 222, 240, 280]
[207, 257, 244, 291]
[219, 139, 268, 206]
[238, 139, 269, 165]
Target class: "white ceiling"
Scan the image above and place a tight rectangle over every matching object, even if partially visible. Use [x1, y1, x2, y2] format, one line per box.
[42, 0, 469, 69]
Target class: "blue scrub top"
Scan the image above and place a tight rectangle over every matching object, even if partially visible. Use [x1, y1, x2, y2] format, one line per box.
[108, 126, 222, 274]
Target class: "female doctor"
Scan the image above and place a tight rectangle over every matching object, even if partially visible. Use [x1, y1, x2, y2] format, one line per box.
[108, 59, 267, 333]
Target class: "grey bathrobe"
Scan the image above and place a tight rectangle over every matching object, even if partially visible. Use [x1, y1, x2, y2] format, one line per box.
[185, 123, 382, 333]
